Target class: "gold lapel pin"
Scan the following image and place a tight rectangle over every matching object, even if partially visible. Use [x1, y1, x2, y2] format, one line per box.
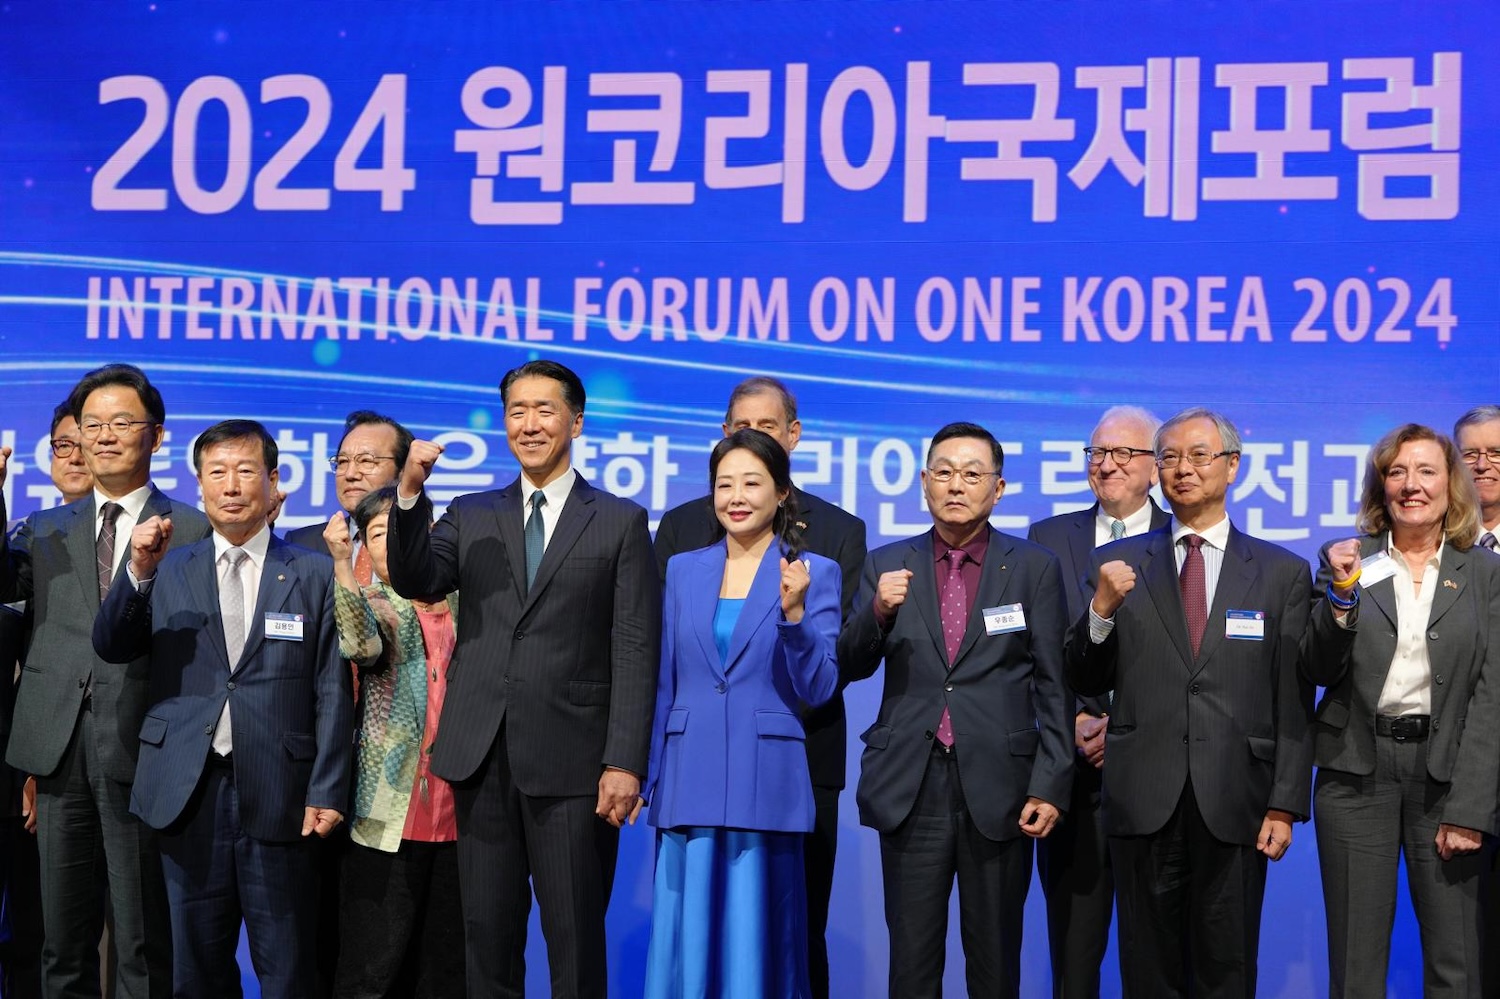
[1442, 579, 1457, 589]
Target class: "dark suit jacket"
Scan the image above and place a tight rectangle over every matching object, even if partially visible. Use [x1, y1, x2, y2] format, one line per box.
[1302, 536, 1500, 834]
[654, 486, 866, 790]
[386, 474, 661, 794]
[1, 489, 210, 781]
[1064, 525, 1314, 844]
[838, 527, 1074, 841]
[646, 543, 839, 833]
[92, 535, 352, 842]
[284, 523, 329, 555]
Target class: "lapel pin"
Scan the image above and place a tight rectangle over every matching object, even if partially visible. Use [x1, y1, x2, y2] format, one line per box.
[1443, 579, 1457, 589]
[796, 521, 808, 530]
[278, 574, 286, 582]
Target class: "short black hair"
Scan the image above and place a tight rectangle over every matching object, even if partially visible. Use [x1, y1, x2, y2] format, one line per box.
[338, 410, 413, 470]
[926, 422, 1004, 477]
[49, 399, 76, 437]
[500, 359, 586, 415]
[352, 485, 397, 537]
[708, 428, 804, 560]
[68, 364, 166, 426]
[192, 419, 278, 474]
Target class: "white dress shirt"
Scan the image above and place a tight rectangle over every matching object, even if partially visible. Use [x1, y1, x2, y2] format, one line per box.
[1093, 501, 1157, 548]
[211, 525, 271, 756]
[93, 483, 154, 588]
[1374, 536, 1440, 716]
[519, 467, 578, 551]
[1089, 515, 1232, 643]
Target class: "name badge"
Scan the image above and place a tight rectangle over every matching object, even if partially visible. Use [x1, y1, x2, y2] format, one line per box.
[983, 603, 1027, 636]
[1359, 550, 1397, 587]
[265, 612, 305, 641]
[1225, 609, 1265, 641]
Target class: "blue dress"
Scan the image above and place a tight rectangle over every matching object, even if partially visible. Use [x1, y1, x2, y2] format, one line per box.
[643, 598, 811, 999]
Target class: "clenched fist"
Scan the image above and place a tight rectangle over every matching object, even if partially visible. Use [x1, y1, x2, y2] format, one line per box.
[130, 516, 173, 581]
[875, 568, 914, 619]
[1327, 538, 1361, 590]
[1090, 560, 1137, 619]
[780, 556, 811, 623]
[398, 439, 445, 498]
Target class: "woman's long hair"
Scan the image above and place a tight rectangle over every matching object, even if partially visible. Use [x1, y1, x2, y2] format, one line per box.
[1355, 423, 1481, 548]
[708, 428, 805, 560]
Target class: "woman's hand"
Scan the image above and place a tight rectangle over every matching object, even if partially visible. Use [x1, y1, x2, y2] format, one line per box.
[780, 557, 811, 624]
[324, 512, 358, 590]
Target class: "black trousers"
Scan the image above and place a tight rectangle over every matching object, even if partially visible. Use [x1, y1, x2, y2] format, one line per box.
[0, 813, 43, 999]
[1037, 763, 1117, 999]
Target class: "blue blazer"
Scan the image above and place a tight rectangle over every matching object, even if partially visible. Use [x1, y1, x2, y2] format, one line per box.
[93, 535, 353, 843]
[645, 542, 840, 834]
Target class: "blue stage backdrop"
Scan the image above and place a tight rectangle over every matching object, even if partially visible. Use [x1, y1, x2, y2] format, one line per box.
[2, 2, 1495, 995]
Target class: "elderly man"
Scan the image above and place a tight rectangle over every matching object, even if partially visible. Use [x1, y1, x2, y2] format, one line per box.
[840, 421, 1072, 999]
[1064, 407, 1313, 999]
[1455, 405, 1500, 550]
[287, 410, 411, 564]
[1028, 405, 1168, 999]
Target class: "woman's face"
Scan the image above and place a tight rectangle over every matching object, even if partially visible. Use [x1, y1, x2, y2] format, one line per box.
[1383, 438, 1449, 539]
[713, 447, 786, 546]
[362, 511, 391, 583]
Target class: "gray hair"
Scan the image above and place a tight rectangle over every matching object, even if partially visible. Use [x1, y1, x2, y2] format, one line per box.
[1092, 405, 1162, 440]
[1454, 405, 1500, 439]
[1154, 407, 1242, 454]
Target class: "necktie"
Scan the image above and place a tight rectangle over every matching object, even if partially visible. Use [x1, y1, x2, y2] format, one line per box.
[1481, 532, 1498, 552]
[935, 549, 967, 748]
[96, 502, 123, 602]
[353, 540, 375, 587]
[1179, 535, 1207, 659]
[1110, 519, 1126, 541]
[524, 491, 546, 592]
[214, 547, 249, 757]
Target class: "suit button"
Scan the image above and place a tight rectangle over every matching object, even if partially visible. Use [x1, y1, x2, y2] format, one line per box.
[1182, 735, 1189, 744]
[204, 724, 214, 735]
[1434, 674, 1444, 685]
[513, 630, 524, 641]
[924, 730, 934, 740]
[77, 678, 85, 688]
[1190, 683, 1200, 695]
[1428, 630, 1439, 641]
[715, 682, 726, 694]
[945, 684, 954, 693]
[227, 681, 236, 691]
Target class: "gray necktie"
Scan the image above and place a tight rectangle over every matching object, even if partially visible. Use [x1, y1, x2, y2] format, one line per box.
[524, 492, 546, 592]
[221, 547, 249, 667]
[1481, 532, 1498, 552]
[1110, 519, 1126, 541]
[97, 502, 124, 601]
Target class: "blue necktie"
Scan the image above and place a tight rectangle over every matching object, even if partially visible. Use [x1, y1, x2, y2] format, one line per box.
[525, 491, 546, 592]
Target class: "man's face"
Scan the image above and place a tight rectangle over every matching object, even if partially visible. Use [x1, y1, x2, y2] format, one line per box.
[197, 436, 278, 543]
[1088, 414, 1158, 516]
[49, 415, 94, 503]
[922, 436, 1005, 539]
[724, 391, 801, 454]
[504, 375, 583, 485]
[1456, 418, 1500, 522]
[333, 422, 400, 514]
[1156, 416, 1239, 522]
[78, 386, 163, 495]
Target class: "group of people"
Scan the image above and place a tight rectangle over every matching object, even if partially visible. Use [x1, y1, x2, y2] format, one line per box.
[0, 358, 1496, 999]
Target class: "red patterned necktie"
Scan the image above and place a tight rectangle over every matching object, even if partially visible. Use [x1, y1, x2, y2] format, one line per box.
[1179, 534, 1207, 658]
[935, 549, 966, 747]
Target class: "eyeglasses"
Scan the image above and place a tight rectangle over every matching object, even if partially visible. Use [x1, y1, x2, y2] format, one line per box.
[329, 453, 397, 474]
[79, 418, 156, 439]
[926, 467, 999, 487]
[1083, 446, 1155, 467]
[1155, 449, 1239, 470]
[1461, 448, 1500, 466]
[50, 439, 82, 458]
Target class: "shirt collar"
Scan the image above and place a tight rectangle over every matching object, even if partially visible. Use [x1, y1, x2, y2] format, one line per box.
[520, 467, 577, 514]
[933, 527, 989, 566]
[1384, 532, 1443, 570]
[1170, 515, 1232, 552]
[94, 483, 153, 521]
[213, 524, 271, 568]
[1095, 500, 1155, 538]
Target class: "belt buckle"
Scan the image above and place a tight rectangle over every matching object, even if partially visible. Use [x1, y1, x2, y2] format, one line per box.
[1389, 716, 1422, 741]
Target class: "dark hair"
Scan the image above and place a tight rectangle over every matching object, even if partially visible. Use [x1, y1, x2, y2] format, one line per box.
[926, 422, 1004, 477]
[724, 376, 797, 426]
[1356, 424, 1480, 548]
[50, 399, 76, 436]
[192, 420, 278, 474]
[352, 485, 397, 537]
[500, 360, 586, 415]
[338, 410, 413, 470]
[709, 429, 804, 560]
[68, 364, 166, 426]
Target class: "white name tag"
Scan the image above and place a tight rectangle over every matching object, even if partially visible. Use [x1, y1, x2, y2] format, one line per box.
[1359, 550, 1398, 587]
[265, 612, 304, 641]
[983, 603, 1027, 636]
[1225, 609, 1265, 640]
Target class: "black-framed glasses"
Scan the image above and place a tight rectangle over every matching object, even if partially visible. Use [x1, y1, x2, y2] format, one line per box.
[1083, 446, 1154, 467]
[1461, 448, 1500, 466]
[1155, 449, 1239, 470]
[79, 418, 156, 439]
[329, 453, 397, 474]
[49, 438, 81, 458]
[926, 467, 999, 487]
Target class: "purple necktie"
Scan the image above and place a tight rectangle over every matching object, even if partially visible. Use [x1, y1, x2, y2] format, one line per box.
[1179, 535, 1207, 658]
[97, 502, 123, 602]
[935, 549, 966, 747]
[1481, 532, 1498, 552]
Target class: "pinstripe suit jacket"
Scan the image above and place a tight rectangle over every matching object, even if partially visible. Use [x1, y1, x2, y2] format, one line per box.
[1302, 535, 1500, 834]
[1064, 525, 1314, 845]
[385, 475, 661, 795]
[1, 488, 209, 781]
[92, 535, 353, 841]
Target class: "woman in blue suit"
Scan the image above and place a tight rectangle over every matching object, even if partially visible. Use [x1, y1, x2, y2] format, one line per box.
[644, 428, 841, 999]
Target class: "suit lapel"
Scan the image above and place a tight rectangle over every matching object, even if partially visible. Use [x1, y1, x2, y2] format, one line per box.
[953, 529, 1014, 669]
[1141, 528, 1194, 669]
[724, 546, 781, 675]
[1062, 509, 1096, 607]
[906, 534, 946, 662]
[1360, 535, 1398, 630]
[689, 544, 727, 677]
[235, 540, 297, 672]
[1426, 545, 1467, 631]
[185, 541, 229, 670]
[65, 498, 101, 609]
[494, 480, 528, 600]
[523, 477, 596, 616]
[1193, 528, 1259, 675]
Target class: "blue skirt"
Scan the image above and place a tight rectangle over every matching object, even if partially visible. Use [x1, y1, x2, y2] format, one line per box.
[643, 827, 810, 999]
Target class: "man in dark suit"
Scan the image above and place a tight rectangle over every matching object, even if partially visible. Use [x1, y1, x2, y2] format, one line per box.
[386, 359, 660, 998]
[1064, 407, 1314, 999]
[839, 421, 1073, 999]
[1027, 405, 1167, 999]
[92, 419, 352, 998]
[652, 376, 865, 998]
[0, 364, 210, 999]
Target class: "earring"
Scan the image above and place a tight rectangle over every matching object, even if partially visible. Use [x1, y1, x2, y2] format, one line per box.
[778, 499, 784, 508]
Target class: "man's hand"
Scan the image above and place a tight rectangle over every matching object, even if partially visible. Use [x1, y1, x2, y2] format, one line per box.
[596, 766, 643, 828]
[302, 806, 343, 838]
[1019, 797, 1060, 838]
[1327, 538, 1361, 589]
[1257, 809, 1294, 861]
[21, 775, 36, 834]
[129, 516, 173, 582]
[399, 439, 445, 498]
[0, 445, 10, 489]
[1436, 822, 1484, 861]
[1090, 560, 1137, 619]
[780, 557, 811, 624]
[874, 569, 914, 619]
[1075, 712, 1107, 769]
